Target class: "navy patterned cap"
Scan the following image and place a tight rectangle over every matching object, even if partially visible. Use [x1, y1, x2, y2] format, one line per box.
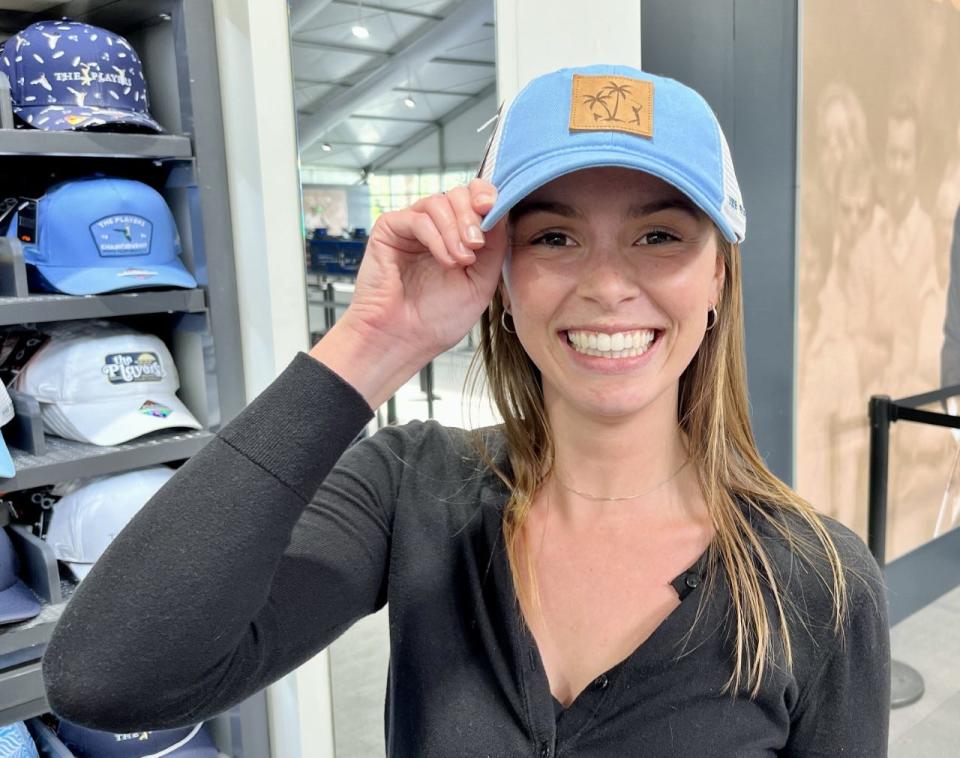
[0, 19, 163, 133]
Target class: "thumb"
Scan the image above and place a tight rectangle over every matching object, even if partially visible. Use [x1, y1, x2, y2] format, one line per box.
[470, 217, 509, 285]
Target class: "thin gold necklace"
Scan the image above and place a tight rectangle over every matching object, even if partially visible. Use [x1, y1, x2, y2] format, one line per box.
[554, 458, 691, 502]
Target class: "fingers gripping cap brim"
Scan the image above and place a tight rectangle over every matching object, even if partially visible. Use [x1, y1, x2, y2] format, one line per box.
[479, 153, 745, 244]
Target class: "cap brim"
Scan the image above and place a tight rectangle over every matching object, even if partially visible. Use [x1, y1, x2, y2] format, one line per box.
[478, 147, 741, 243]
[14, 104, 163, 133]
[0, 579, 42, 625]
[30, 260, 198, 296]
[0, 437, 14, 479]
[52, 395, 202, 446]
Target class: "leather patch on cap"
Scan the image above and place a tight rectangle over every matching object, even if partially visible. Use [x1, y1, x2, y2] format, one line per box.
[569, 74, 653, 138]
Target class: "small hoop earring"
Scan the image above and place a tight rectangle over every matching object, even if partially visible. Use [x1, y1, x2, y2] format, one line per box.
[500, 310, 516, 334]
[705, 307, 718, 332]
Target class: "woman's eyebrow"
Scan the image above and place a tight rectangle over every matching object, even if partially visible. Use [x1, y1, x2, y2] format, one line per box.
[510, 200, 582, 224]
[626, 198, 703, 220]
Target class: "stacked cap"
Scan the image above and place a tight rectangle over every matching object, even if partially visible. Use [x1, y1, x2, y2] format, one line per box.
[477, 64, 746, 243]
[0, 721, 39, 757]
[0, 382, 14, 478]
[0, 528, 41, 626]
[0, 19, 162, 132]
[45, 466, 173, 581]
[14, 176, 197, 295]
[14, 321, 201, 446]
[57, 720, 218, 758]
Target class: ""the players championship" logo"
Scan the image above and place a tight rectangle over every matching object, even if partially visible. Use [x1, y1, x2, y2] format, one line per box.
[102, 352, 164, 383]
[90, 214, 152, 257]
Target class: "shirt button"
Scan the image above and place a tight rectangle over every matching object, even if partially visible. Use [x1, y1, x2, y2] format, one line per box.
[685, 573, 701, 589]
[593, 674, 609, 690]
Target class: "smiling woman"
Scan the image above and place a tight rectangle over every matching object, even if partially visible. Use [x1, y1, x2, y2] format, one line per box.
[41, 65, 889, 758]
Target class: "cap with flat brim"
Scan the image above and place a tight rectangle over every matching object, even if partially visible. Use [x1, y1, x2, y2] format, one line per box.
[30, 258, 198, 296]
[0, 577, 41, 625]
[476, 65, 746, 243]
[15, 104, 163, 133]
[45, 394, 201, 446]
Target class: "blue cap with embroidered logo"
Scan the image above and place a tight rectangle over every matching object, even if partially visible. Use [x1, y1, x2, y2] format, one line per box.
[477, 64, 746, 243]
[0, 19, 162, 133]
[15, 176, 197, 296]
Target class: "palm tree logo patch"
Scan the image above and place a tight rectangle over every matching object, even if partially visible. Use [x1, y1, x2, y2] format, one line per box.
[569, 75, 653, 138]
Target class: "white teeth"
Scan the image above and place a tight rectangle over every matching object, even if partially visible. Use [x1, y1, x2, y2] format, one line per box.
[565, 328, 657, 358]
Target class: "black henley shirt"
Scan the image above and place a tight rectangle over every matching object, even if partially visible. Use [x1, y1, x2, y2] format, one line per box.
[41, 352, 891, 757]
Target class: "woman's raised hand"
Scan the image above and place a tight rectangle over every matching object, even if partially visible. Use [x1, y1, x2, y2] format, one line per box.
[310, 179, 508, 409]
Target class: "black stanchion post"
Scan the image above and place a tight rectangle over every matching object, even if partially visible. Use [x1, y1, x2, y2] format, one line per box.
[868, 395, 892, 567]
[868, 394, 925, 708]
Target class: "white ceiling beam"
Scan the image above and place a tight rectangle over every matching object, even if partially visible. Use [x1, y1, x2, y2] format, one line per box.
[291, 38, 389, 58]
[330, 0, 445, 22]
[363, 81, 495, 173]
[296, 78, 485, 99]
[291, 39, 495, 69]
[289, 0, 336, 35]
[296, 0, 491, 152]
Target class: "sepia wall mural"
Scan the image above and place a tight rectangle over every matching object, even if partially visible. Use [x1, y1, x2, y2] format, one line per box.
[797, 0, 960, 558]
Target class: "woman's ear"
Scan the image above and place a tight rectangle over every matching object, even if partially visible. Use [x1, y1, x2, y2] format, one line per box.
[498, 279, 511, 313]
[712, 244, 726, 306]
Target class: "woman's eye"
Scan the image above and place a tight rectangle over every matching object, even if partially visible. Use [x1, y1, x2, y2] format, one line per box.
[531, 231, 575, 247]
[638, 230, 680, 245]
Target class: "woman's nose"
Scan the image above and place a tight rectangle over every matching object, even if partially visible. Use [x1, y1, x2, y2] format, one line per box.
[576, 244, 641, 306]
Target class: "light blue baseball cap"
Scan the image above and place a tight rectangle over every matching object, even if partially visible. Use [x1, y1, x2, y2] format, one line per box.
[15, 176, 197, 295]
[0, 721, 38, 757]
[477, 65, 746, 243]
[0, 381, 15, 479]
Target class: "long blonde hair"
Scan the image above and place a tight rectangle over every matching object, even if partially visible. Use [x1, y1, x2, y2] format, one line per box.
[464, 235, 850, 697]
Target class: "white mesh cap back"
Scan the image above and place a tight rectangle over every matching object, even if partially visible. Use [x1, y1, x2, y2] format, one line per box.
[718, 126, 746, 242]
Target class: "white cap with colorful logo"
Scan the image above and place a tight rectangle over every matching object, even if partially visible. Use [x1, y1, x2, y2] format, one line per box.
[14, 321, 201, 446]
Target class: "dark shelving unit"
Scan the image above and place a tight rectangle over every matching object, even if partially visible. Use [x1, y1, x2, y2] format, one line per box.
[0, 288, 207, 325]
[0, 130, 192, 158]
[6, 430, 213, 491]
[0, 1, 267, 754]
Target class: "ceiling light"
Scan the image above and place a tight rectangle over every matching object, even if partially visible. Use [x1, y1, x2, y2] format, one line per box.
[351, 24, 369, 39]
[321, 143, 332, 152]
[403, 96, 416, 109]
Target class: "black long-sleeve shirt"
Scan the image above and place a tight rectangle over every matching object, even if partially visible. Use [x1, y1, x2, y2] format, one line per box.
[41, 353, 891, 757]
